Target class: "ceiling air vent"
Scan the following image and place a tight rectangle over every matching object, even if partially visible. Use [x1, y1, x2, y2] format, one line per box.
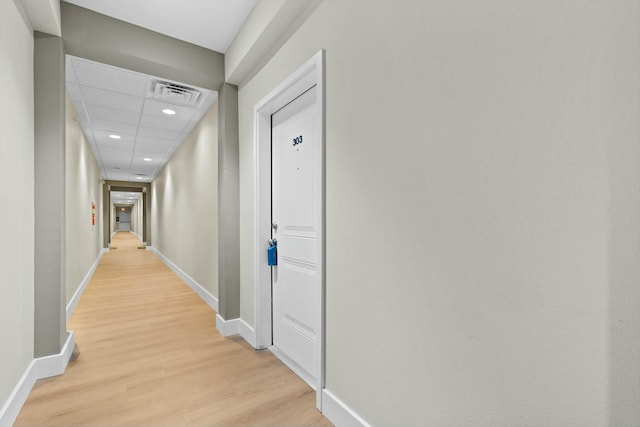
[149, 80, 201, 107]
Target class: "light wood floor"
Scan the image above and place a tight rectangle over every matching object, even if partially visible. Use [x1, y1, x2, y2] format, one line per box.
[15, 232, 332, 427]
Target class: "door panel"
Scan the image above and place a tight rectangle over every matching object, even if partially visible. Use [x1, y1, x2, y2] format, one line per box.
[272, 85, 319, 382]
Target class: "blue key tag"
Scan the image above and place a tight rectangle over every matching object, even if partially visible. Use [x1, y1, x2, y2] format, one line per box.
[267, 242, 277, 266]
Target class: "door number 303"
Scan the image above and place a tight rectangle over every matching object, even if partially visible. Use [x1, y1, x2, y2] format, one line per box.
[292, 135, 303, 146]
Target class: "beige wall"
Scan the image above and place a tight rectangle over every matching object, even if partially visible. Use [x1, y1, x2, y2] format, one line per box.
[151, 102, 219, 298]
[0, 0, 34, 408]
[109, 201, 115, 236]
[131, 197, 143, 242]
[236, 1, 640, 425]
[65, 94, 103, 305]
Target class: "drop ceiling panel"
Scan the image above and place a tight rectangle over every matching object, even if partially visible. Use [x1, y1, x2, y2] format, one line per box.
[102, 156, 130, 165]
[80, 86, 144, 113]
[107, 172, 131, 181]
[66, 55, 217, 183]
[139, 114, 189, 132]
[134, 136, 175, 148]
[142, 99, 197, 121]
[133, 145, 172, 158]
[130, 163, 157, 175]
[137, 126, 184, 140]
[105, 165, 131, 174]
[93, 129, 136, 147]
[97, 150, 134, 163]
[111, 191, 142, 204]
[110, 192, 141, 204]
[131, 157, 162, 167]
[90, 120, 139, 135]
[100, 159, 133, 170]
[99, 148, 134, 160]
[84, 104, 141, 125]
[71, 58, 148, 96]
[105, 168, 130, 176]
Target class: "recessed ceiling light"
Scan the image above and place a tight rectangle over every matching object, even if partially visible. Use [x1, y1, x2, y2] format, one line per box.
[136, 177, 143, 180]
[109, 134, 121, 140]
[143, 158, 152, 162]
[162, 109, 176, 116]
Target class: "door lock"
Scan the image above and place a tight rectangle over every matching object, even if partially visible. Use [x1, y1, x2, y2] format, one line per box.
[267, 238, 277, 266]
[272, 222, 278, 231]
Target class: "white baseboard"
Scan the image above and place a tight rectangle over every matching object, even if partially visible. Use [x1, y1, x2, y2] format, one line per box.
[148, 247, 218, 312]
[0, 331, 76, 427]
[66, 251, 104, 321]
[35, 331, 75, 379]
[322, 389, 371, 427]
[215, 314, 239, 335]
[0, 360, 36, 427]
[215, 314, 257, 348]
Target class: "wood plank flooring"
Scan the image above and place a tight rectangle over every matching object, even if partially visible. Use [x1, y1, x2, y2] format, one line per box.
[15, 232, 332, 427]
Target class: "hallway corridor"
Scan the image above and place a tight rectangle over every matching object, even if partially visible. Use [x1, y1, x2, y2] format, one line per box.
[15, 232, 331, 426]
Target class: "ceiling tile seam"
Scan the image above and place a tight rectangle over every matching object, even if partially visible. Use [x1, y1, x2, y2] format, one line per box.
[74, 101, 140, 131]
[127, 78, 151, 182]
[77, 83, 147, 100]
[81, 100, 144, 116]
[71, 58, 108, 180]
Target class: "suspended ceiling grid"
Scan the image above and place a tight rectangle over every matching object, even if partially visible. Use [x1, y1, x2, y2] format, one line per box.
[66, 55, 218, 183]
[111, 191, 141, 206]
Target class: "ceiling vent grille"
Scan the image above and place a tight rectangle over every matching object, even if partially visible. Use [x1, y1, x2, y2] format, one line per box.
[149, 80, 201, 106]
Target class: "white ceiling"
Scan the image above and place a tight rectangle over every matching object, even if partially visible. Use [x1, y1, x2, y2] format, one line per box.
[111, 191, 141, 206]
[66, 55, 218, 183]
[63, 0, 257, 53]
[62, 1, 257, 184]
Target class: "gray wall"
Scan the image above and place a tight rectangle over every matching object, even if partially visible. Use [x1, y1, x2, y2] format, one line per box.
[151, 102, 219, 299]
[217, 83, 240, 320]
[34, 32, 67, 358]
[103, 182, 150, 247]
[0, 0, 35, 408]
[236, 1, 640, 425]
[61, 2, 224, 91]
[131, 196, 144, 241]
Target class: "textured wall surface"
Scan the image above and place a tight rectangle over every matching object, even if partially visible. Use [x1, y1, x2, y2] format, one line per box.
[152, 102, 219, 298]
[65, 94, 103, 305]
[236, 1, 640, 425]
[0, 0, 34, 410]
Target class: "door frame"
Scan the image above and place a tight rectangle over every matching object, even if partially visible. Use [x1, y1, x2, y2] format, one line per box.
[253, 50, 325, 409]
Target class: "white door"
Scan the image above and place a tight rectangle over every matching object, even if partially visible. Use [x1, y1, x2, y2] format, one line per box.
[271, 85, 320, 385]
[119, 209, 131, 231]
